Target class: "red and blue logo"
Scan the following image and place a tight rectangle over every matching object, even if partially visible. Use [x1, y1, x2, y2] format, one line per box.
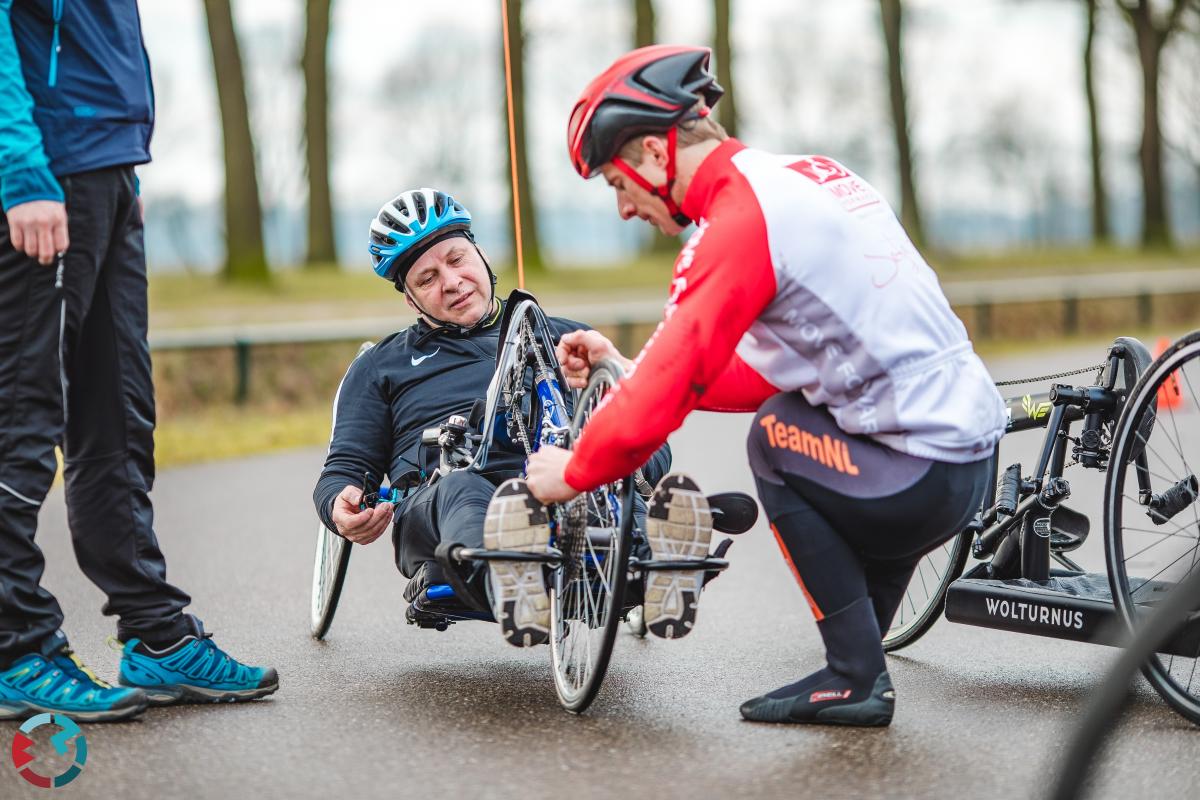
[10, 713, 87, 789]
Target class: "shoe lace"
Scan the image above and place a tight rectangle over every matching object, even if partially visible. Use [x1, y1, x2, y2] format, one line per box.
[188, 634, 240, 682]
[52, 648, 112, 690]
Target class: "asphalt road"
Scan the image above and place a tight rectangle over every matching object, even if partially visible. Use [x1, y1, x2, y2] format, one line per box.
[3, 340, 1198, 800]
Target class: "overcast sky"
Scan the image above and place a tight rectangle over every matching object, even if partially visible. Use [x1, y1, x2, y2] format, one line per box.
[133, 0, 1199, 264]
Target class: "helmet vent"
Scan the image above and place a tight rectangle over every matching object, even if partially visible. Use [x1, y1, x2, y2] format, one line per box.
[380, 211, 410, 235]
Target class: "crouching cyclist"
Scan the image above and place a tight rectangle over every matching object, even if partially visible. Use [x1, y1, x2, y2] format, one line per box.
[524, 46, 1006, 727]
[313, 188, 723, 649]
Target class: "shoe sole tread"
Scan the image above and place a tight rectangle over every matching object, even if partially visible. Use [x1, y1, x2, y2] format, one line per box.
[644, 474, 712, 640]
[485, 480, 552, 647]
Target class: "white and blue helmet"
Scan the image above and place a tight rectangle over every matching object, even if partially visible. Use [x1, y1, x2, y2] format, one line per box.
[368, 188, 473, 287]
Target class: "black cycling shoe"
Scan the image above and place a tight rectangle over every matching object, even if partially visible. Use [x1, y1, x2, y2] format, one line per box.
[741, 596, 894, 726]
[740, 669, 895, 727]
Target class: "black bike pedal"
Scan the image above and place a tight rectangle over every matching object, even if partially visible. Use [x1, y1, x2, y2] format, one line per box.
[708, 492, 758, 534]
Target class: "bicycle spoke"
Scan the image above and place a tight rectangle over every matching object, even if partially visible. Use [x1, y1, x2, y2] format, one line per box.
[916, 559, 931, 599]
[1128, 546, 1200, 598]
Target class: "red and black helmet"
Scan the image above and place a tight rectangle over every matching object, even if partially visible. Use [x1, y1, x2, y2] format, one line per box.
[567, 45, 724, 180]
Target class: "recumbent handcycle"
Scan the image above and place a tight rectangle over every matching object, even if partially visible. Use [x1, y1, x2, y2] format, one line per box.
[885, 333, 1200, 725]
[309, 291, 755, 713]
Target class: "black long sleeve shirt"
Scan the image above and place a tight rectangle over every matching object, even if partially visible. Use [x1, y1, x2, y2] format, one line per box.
[313, 300, 671, 531]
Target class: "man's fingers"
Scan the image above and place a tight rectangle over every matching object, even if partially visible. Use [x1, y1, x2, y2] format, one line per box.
[53, 215, 69, 254]
[345, 504, 392, 544]
[560, 330, 587, 347]
[349, 503, 392, 535]
[37, 225, 54, 264]
[10, 221, 24, 252]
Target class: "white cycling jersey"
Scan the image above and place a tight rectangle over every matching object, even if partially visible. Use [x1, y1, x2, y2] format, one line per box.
[567, 140, 1006, 490]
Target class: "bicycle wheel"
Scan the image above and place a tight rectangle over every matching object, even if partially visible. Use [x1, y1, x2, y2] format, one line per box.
[1105, 329, 1200, 724]
[492, 296, 572, 457]
[882, 530, 971, 652]
[549, 359, 633, 712]
[311, 523, 351, 640]
[1051, 567, 1200, 800]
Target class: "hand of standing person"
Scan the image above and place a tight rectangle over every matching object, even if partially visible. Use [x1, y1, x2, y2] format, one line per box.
[6, 200, 68, 265]
[556, 329, 632, 389]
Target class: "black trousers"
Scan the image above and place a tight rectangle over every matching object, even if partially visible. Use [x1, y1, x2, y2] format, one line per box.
[0, 166, 193, 664]
[748, 392, 991, 634]
[393, 467, 660, 603]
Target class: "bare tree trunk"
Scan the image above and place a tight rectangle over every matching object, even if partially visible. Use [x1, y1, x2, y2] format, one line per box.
[879, 0, 925, 247]
[632, 0, 680, 255]
[1084, 0, 1110, 243]
[302, 0, 337, 268]
[1134, 6, 1168, 247]
[713, 0, 738, 138]
[1118, 0, 1191, 249]
[502, 0, 543, 275]
[634, 0, 655, 49]
[202, 0, 269, 283]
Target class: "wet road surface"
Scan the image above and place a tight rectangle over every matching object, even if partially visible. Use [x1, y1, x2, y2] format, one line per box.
[4, 342, 1198, 799]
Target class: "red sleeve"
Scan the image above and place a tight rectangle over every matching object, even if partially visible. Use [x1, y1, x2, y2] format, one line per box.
[564, 210, 777, 491]
[697, 351, 779, 412]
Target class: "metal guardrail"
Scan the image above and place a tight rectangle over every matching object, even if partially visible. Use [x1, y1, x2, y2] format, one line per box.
[149, 269, 1200, 404]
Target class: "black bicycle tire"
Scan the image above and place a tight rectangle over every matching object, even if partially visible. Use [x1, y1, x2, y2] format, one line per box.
[881, 530, 972, 652]
[1050, 566, 1200, 800]
[1104, 329, 1200, 724]
[550, 359, 632, 713]
[311, 524, 352, 640]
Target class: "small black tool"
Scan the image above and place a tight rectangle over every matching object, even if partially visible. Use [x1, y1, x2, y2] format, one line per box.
[359, 470, 381, 510]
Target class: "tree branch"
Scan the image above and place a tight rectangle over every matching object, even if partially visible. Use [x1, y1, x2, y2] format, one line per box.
[1156, 0, 1191, 51]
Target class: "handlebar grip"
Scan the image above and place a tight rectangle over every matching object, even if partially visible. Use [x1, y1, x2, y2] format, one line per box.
[996, 463, 1021, 518]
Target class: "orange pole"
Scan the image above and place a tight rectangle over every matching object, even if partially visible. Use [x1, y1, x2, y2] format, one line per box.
[500, 0, 525, 290]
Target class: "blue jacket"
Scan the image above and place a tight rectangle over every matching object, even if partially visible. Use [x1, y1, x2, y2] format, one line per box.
[0, 0, 153, 211]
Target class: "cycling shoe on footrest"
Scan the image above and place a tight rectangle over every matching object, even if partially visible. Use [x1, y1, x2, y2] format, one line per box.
[484, 479, 552, 647]
[644, 474, 713, 639]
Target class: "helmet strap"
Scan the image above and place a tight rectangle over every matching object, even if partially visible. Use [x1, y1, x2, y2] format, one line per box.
[611, 126, 691, 227]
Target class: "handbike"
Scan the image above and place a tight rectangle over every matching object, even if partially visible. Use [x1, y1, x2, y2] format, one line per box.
[309, 291, 733, 713]
[884, 330, 1200, 724]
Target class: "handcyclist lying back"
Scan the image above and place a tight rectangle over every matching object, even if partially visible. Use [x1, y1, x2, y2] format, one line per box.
[523, 46, 1007, 727]
[311, 188, 724, 648]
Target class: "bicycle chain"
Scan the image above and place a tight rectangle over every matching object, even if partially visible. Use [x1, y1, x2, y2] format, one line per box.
[993, 363, 1105, 387]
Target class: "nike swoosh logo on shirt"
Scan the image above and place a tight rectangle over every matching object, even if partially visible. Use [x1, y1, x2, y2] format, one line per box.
[411, 348, 440, 367]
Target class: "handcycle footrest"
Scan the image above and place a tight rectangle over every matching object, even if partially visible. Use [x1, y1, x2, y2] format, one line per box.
[945, 564, 1200, 655]
[454, 547, 564, 566]
[632, 557, 729, 573]
[406, 585, 495, 631]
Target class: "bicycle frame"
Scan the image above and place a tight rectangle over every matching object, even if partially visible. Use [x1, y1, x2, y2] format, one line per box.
[465, 298, 571, 471]
[969, 342, 1137, 582]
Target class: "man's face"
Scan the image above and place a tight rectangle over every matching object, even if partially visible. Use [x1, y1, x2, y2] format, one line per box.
[599, 146, 685, 236]
[403, 237, 491, 326]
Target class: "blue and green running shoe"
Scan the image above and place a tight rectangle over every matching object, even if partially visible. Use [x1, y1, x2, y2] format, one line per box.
[119, 633, 278, 705]
[0, 649, 147, 722]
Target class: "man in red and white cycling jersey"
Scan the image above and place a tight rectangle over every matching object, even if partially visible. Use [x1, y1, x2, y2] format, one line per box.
[524, 45, 1006, 727]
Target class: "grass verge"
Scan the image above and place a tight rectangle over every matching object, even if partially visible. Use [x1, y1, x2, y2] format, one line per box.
[155, 405, 332, 470]
[143, 324, 1199, 471]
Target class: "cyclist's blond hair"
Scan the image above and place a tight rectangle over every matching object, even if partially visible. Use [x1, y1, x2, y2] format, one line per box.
[616, 99, 727, 164]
